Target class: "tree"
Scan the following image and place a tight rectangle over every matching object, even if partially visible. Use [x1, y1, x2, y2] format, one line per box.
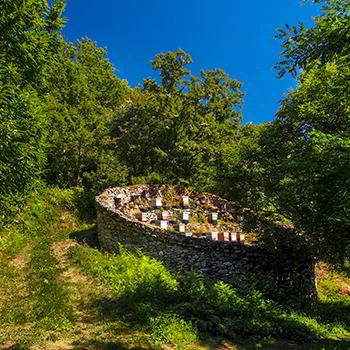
[215, 123, 270, 209]
[0, 0, 60, 225]
[257, 0, 350, 265]
[0, 0, 129, 227]
[218, 1, 350, 265]
[44, 38, 129, 190]
[268, 62, 350, 265]
[113, 50, 244, 188]
[275, 0, 350, 77]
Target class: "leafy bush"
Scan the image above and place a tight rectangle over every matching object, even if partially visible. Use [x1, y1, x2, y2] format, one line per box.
[69, 246, 178, 308]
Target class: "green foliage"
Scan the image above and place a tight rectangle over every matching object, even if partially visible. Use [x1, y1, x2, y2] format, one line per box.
[257, 62, 350, 265]
[215, 122, 270, 209]
[148, 50, 192, 93]
[0, 0, 130, 211]
[0, 186, 80, 255]
[0, 0, 52, 202]
[113, 49, 244, 189]
[150, 312, 198, 347]
[69, 245, 346, 342]
[218, 2, 350, 266]
[0, 89, 47, 196]
[0, 0, 53, 86]
[176, 272, 322, 339]
[44, 0, 67, 35]
[0, 0, 69, 226]
[70, 245, 178, 308]
[44, 38, 129, 190]
[275, 0, 350, 77]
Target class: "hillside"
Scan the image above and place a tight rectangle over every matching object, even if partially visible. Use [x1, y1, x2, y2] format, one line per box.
[1, 188, 350, 350]
[1, 2, 350, 348]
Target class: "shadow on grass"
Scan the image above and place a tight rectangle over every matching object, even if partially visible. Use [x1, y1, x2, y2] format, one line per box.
[289, 298, 350, 333]
[69, 225, 100, 249]
[300, 339, 350, 350]
[198, 338, 350, 350]
[71, 339, 155, 350]
[85, 277, 350, 349]
[311, 299, 350, 330]
[240, 338, 350, 350]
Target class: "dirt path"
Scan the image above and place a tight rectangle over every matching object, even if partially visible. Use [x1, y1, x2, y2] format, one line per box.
[0, 244, 36, 349]
[3, 234, 342, 350]
[32, 240, 107, 350]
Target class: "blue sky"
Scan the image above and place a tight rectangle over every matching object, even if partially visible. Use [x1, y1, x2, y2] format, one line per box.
[62, 1, 321, 124]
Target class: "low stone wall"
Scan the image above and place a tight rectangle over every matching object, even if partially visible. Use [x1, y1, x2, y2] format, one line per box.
[96, 185, 317, 302]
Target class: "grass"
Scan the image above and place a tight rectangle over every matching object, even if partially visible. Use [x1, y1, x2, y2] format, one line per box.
[28, 237, 74, 331]
[68, 244, 350, 348]
[0, 186, 350, 349]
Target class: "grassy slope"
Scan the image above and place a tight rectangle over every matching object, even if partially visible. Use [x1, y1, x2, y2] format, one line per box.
[0, 188, 350, 350]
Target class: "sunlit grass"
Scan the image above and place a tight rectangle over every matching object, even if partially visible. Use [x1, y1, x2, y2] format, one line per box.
[69, 243, 350, 348]
[1, 187, 350, 349]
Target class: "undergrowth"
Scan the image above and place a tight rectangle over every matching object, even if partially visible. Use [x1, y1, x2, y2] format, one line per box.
[0, 187, 82, 348]
[69, 244, 350, 347]
[1, 186, 350, 350]
[0, 187, 80, 257]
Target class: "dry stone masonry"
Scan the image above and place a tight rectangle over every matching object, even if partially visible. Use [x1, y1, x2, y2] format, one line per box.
[96, 185, 317, 302]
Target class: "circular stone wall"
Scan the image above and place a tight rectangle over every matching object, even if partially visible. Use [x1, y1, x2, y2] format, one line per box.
[96, 185, 318, 302]
[96, 185, 260, 284]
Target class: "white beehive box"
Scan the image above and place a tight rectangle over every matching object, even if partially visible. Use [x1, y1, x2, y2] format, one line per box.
[179, 223, 185, 232]
[182, 210, 189, 222]
[230, 233, 237, 242]
[161, 210, 169, 220]
[206, 232, 218, 241]
[182, 196, 189, 206]
[154, 197, 162, 208]
[159, 220, 168, 229]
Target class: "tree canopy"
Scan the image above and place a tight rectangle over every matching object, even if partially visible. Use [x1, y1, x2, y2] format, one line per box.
[255, 0, 350, 265]
[0, 0, 56, 201]
[1, 0, 349, 267]
[275, 0, 350, 77]
[113, 50, 244, 188]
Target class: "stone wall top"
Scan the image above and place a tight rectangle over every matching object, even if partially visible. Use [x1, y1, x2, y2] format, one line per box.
[96, 184, 249, 242]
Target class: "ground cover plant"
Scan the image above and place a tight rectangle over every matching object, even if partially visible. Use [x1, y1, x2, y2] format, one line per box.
[1, 187, 350, 350]
[69, 243, 350, 347]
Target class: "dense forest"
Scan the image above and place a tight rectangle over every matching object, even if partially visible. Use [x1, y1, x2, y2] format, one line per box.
[1, 0, 349, 266]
